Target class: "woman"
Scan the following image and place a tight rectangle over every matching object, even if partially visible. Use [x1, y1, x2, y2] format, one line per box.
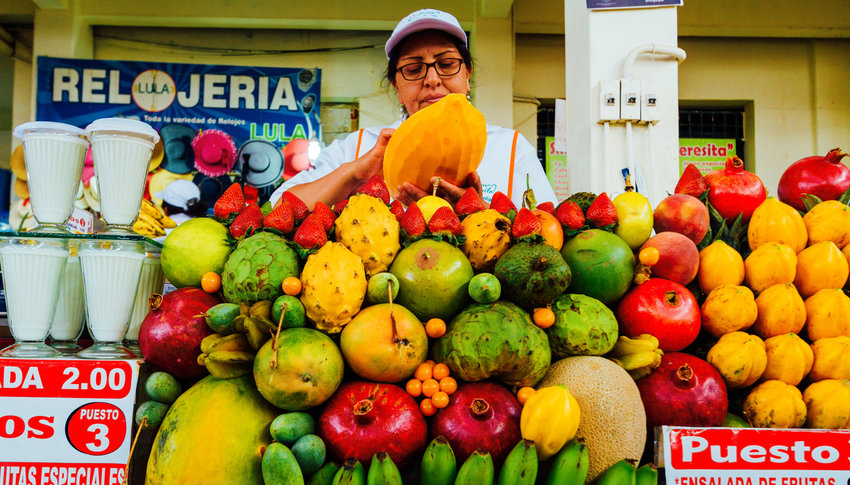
[270, 9, 556, 209]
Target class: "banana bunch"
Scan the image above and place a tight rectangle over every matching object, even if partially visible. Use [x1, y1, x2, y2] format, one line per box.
[496, 439, 537, 485]
[420, 436, 457, 485]
[596, 458, 638, 485]
[133, 198, 176, 237]
[542, 438, 589, 485]
[607, 334, 664, 380]
[366, 452, 402, 485]
[454, 450, 495, 485]
[196, 333, 255, 379]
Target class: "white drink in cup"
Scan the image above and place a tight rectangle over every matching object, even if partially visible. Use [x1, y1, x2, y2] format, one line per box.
[49, 249, 86, 354]
[125, 251, 165, 354]
[84, 118, 159, 234]
[13, 122, 88, 233]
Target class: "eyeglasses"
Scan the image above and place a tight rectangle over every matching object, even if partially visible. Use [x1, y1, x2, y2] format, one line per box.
[396, 58, 464, 81]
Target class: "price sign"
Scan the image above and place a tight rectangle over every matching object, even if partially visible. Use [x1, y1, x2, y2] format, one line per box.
[0, 357, 141, 485]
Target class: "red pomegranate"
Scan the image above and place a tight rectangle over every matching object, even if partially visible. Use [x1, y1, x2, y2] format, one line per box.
[138, 287, 219, 379]
[430, 381, 522, 465]
[777, 148, 850, 211]
[616, 278, 700, 352]
[318, 381, 427, 470]
[704, 156, 766, 223]
[636, 352, 728, 429]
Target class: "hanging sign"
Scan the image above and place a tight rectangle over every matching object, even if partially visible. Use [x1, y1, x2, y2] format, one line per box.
[587, 0, 683, 9]
[679, 138, 736, 176]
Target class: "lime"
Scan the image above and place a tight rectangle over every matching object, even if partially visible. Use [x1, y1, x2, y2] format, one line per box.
[135, 400, 170, 428]
[161, 218, 232, 288]
[468, 273, 501, 303]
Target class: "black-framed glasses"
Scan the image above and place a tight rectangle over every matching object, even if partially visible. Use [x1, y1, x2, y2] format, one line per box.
[396, 58, 464, 81]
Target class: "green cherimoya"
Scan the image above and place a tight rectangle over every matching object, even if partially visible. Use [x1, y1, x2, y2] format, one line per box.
[432, 301, 551, 387]
[222, 232, 300, 305]
[547, 293, 619, 359]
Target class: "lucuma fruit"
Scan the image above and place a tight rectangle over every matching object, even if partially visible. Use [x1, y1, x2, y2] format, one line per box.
[494, 242, 571, 310]
[432, 301, 551, 387]
[222, 232, 300, 305]
[548, 293, 619, 358]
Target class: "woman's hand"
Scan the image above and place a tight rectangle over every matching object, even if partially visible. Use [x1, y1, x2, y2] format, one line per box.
[351, 128, 395, 184]
[396, 171, 485, 206]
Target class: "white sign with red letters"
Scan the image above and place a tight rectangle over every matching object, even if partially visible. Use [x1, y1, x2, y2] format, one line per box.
[663, 426, 850, 485]
[0, 358, 141, 485]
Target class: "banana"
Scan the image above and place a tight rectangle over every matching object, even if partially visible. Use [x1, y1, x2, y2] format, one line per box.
[497, 439, 537, 485]
[609, 335, 659, 357]
[635, 463, 658, 485]
[141, 198, 165, 219]
[543, 438, 588, 485]
[454, 450, 494, 485]
[308, 461, 340, 485]
[595, 458, 637, 485]
[138, 211, 164, 228]
[333, 458, 366, 485]
[420, 436, 457, 485]
[366, 452, 402, 485]
[160, 213, 177, 228]
[132, 219, 163, 237]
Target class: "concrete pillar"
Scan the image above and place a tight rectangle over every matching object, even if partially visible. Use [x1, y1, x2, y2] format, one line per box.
[471, 11, 514, 128]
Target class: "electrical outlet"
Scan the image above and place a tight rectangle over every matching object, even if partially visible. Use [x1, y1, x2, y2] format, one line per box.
[598, 80, 620, 122]
[641, 82, 659, 123]
[619, 78, 641, 121]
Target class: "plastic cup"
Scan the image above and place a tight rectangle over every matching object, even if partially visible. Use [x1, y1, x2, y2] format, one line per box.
[49, 247, 86, 354]
[125, 250, 165, 355]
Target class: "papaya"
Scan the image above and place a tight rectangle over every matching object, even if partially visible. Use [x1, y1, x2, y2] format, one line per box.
[146, 375, 278, 485]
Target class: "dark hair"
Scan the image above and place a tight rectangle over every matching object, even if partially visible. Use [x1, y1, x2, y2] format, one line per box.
[384, 29, 473, 85]
[163, 198, 208, 218]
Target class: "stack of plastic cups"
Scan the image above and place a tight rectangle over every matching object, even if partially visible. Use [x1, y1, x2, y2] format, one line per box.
[49, 242, 86, 354]
[124, 249, 165, 355]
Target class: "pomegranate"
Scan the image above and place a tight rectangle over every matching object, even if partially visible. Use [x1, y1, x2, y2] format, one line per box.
[430, 381, 522, 465]
[318, 381, 427, 470]
[138, 288, 220, 379]
[616, 278, 700, 352]
[777, 148, 850, 211]
[704, 156, 766, 223]
[636, 352, 728, 429]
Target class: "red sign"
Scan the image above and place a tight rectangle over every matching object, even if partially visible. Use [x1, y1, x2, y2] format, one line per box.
[0, 359, 134, 399]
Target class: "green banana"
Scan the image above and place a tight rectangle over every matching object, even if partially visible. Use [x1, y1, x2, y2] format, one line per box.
[421, 435, 457, 485]
[307, 461, 340, 485]
[595, 458, 637, 485]
[496, 439, 537, 485]
[333, 458, 366, 485]
[454, 449, 494, 485]
[366, 452, 402, 485]
[635, 463, 658, 485]
[544, 438, 588, 485]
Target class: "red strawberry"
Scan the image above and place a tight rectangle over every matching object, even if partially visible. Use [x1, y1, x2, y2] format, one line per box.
[536, 201, 556, 215]
[230, 203, 263, 239]
[282, 191, 310, 224]
[585, 192, 618, 228]
[311, 201, 337, 233]
[214, 182, 245, 218]
[428, 206, 462, 236]
[555, 200, 585, 231]
[389, 200, 405, 222]
[455, 187, 486, 216]
[333, 198, 349, 214]
[356, 174, 391, 204]
[399, 202, 426, 238]
[263, 200, 294, 234]
[675, 164, 709, 198]
[489, 191, 516, 215]
[511, 207, 541, 238]
[293, 214, 327, 250]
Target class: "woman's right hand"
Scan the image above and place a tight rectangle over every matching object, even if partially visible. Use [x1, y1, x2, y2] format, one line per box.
[351, 128, 395, 184]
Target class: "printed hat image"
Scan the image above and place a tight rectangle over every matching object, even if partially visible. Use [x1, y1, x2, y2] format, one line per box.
[158, 124, 197, 174]
[81, 147, 95, 187]
[237, 139, 284, 188]
[148, 168, 194, 206]
[149, 137, 164, 172]
[385, 9, 467, 58]
[283, 138, 311, 180]
[154, 179, 201, 210]
[193, 172, 234, 209]
[191, 128, 237, 177]
[10, 144, 26, 181]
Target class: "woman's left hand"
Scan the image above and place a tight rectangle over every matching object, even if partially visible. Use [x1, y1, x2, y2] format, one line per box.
[396, 171, 484, 206]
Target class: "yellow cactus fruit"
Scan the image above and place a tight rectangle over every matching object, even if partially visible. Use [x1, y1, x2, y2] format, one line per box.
[802, 379, 850, 429]
[707, 331, 767, 388]
[803, 200, 850, 248]
[743, 242, 797, 294]
[459, 209, 512, 272]
[300, 242, 368, 333]
[804, 288, 850, 340]
[700, 285, 758, 337]
[743, 380, 807, 429]
[762, 333, 813, 386]
[794, 241, 849, 298]
[747, 197, 808, 254]
[520, 385, 581, 461]
[697, 241, 745, 294]
[751, 283, 807, 339]
[809, 336, 850, 381]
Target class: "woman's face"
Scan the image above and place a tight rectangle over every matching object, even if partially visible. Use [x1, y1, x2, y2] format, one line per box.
[392, 30, 471, 116]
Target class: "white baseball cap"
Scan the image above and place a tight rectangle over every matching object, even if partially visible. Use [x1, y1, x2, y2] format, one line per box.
[385, 9, 467, 59]
[154, 179, 201, 210]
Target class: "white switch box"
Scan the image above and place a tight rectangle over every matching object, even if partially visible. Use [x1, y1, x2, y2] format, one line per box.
[641, 82, 659, 123]
[619, 78, 641, 121]
[598, 80, 620, 122]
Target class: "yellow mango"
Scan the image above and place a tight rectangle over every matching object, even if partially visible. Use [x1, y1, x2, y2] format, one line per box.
[802, 379, 850, 429]
[751, 283, 806, 339]
[743, 380, 807, 429]
[804, 288, 850, 340]
[698, 241, 745, 294]
[803, 200, 850, 248]
[707, 332, 767, 388]
[744, 242, 797, 294]
[794, 241, 849, 298]
[762, 333, 813, 386]
[747, 197, 808, 254]
[809, 336, 850, 381]
[700, 284, 757, 337]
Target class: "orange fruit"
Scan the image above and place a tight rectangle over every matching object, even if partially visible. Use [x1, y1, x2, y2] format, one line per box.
[200, 272, 221, 293]
[282, 276, 302, 296]
[432, 391, 450, 409]
[414, 362, 434, 381]
[533, 308, 556, 329]
[439, 376, 457, 395]
[425, 318, 447, 339]
[420, 398, 436, 416]
[517, 387, 536, 406]
[432, 363, 450, 380]
[532, 209, 564, 251]
[405, 379, 422, 398]
[421, 379, 439, 398]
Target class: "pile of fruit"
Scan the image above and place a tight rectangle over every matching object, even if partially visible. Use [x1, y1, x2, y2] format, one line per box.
[134, 147, 850, 485]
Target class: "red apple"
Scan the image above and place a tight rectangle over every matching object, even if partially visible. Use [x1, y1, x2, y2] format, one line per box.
[640, 232, 699, 285]
[616, 278, 701, 351]
[653, 194, 709, 245]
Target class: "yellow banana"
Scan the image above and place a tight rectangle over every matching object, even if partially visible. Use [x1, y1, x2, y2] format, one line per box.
[160, 214, 177, 228]
[609, 335, 659, 357]
[141, 198, 165, 219]
[138, 211, 164, 229]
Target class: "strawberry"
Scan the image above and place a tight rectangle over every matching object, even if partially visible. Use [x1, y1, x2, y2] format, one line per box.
[585, 192, 618, 228]
[555, 200, 586, 231]
[333, 198, 349, 214]
[489, 191, 516, 215]
[311, 201, 337, 233]
[511, 207, 542, 238]
[293, 214, 327, 250]
[356, 174, 391, 204]
[214, 182, 245, 218]
[230, 203, 263, 239]
[282, 191, 310, 224]
[675, 163, 709, 198]
[389, 200, 405, 222]
[262, 200, 294, 234]
[455, 187, 486, 216]
[428, 206, 462, 236]
[399, 202, 426, 238]
[536, 201, 556, 215]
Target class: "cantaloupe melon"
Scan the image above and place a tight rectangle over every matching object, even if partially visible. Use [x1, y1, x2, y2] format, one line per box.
[537, 356, 646, 481]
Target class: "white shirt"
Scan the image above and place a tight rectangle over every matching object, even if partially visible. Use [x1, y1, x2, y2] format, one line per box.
[270, 121, 557, 208]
